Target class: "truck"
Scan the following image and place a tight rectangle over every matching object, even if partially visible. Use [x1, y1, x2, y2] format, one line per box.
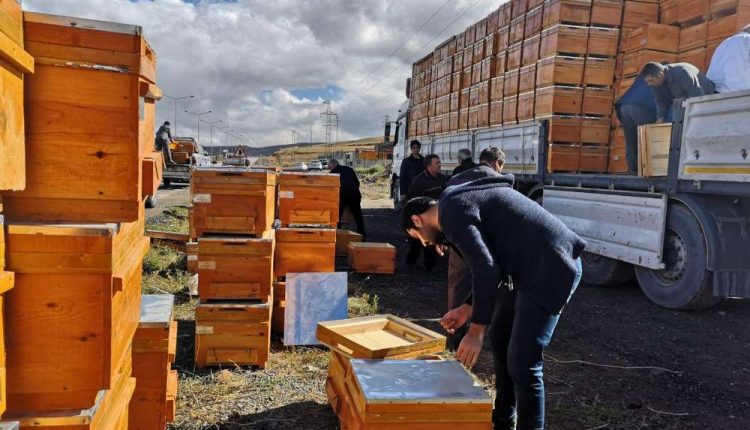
[389, 90, 750, 310]
[162, 137, 211, 186]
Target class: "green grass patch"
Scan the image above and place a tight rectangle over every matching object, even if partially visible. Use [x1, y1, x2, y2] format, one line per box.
[146, 206, 189, 234]
[355, 164, 386, 175]
[348, 292, 379, 317]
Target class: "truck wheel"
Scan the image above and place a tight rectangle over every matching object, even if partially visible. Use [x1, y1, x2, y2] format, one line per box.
[164, 178, 171, 187]
[634, 204, 721, 310]
[581, 252, 634, 286]
[144, 195, 157, 209]
[391, 181, 401, 210]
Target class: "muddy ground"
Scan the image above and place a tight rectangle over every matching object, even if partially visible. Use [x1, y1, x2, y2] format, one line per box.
[151, 183, 750, 430]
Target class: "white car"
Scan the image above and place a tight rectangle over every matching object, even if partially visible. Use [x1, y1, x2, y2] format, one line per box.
[308, 160, 323, 171]
[288, 162, 308, 171]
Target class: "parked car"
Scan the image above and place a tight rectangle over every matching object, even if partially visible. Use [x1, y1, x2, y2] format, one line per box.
[308, 160, 323, 171]
[288, 162, 308, 171]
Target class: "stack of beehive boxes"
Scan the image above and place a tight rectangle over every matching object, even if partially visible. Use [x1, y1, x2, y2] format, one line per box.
[189, 168, 277, 368]
[130, 295, 178, 430]
[272, 173, 339, 335]
[0, 11, 158, 427]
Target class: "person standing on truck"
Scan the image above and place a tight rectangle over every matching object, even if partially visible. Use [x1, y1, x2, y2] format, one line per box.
[398, 140, 425, 202]
[615, 76, 658, 174]
[640, 62, 716, 123]
[401, 178, 585, 430]
[452, 148, 477, 177]
[155, 121, 174, 164]
[707, 25, 750, 93]
[328, 158, 366, 239]
[405, 154, 446, 271]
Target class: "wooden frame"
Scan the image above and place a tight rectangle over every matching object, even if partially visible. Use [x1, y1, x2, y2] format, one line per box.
[347, 242, 396, 275]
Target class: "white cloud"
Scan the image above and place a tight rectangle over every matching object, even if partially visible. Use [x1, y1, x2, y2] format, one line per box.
[22, 0, 501, 147]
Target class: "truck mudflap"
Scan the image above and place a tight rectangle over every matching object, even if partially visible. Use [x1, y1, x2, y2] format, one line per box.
[672, 193, 750, 298]
[543, 187, 667, 270]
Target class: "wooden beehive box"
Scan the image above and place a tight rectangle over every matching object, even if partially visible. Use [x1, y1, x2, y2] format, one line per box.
[679, 47, 708, 72]
[582, 87, 615, 116]
[4, 219, 147, 412]
[540, 25, 589, 57]
[622, 50, 678, 77]
[678, 0, 710, 25]
[536, 56, 584, 86]
[519, 64, 537, 92]
[580, 117, 611, 145]
[661, 0, 679, 25]
[583, 57, 616, 86]
[336, 229, 362, 256]
[0, 2, 34, 192]
[622, 1, 659, 27]
[587, 27, 619, 57]
[624, 23, 680, 54]
[274, 228, 336, 279]
[130, 295, 178, 430]
[272, 281, 286, 334]
[680, 22, 708, 52]
[7, 357, 136, 429]
[141, 151, 164, 200]
[517, 91, 536, 121]
[317, 315, 446, 359]
[2, 13, 159, 223]
[190, 167, 277, 238]
[535, 86, 583, 117]
[591, 0, 624, 27]
[197, 234, 275, 302]
[543, 0, 592, 27]
[327, 358, 492, 430]
[707, 8, 750, 42]
[278, 172, 339, 228]
[195, 301, 271, 368]
[348, 242, 396, 275]
[546, 115, 583, 143]
[0, 270, 13, 417]
[638, 124, 672, 177]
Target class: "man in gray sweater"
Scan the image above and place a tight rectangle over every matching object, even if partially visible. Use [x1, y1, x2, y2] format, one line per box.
[640, 62, 716, 123]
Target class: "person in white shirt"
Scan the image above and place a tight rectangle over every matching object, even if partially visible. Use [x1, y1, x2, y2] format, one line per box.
[707, 25, 750, 93]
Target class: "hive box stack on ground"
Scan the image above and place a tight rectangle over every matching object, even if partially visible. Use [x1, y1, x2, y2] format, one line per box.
[1, 12, 160, 223]
[142, 151, 164, 204]
[336, 229, 362, 256]
[272, 172, 339, 335]
[189, 167, 278, 368]
[347, 242, 396, 274]
[129, 295, 178, 430]
[317, 315, 480, 429]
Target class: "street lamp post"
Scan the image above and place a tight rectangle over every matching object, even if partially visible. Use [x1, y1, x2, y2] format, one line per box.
[184, 109, 212, 142]
[162, 94, 194, 135]
[200, 119, 222, 155]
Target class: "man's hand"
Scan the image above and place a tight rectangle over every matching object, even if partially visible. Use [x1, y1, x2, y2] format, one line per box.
[456, 323, 486, 369]
[655, 118, 665, 124]
[440, 304, 472, 334]
[435, 244, 448, 256]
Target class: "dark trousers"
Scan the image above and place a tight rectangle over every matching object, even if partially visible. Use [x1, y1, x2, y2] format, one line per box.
[490, 258, 582, 430]
[156, 138, 174, 163]
[406, 238, 437, 270]
[618, 104, 657, 173]
[339, 197, 365, 237]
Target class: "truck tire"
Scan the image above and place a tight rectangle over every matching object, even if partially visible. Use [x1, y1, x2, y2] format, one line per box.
[144, 195, 157, 209]
[581, 252, 635, 286]
[634, 204, 721, 310]
[164, 178, 171, 187]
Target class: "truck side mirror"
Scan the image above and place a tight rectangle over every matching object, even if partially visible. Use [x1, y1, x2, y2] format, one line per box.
[384, 123, 391, 143]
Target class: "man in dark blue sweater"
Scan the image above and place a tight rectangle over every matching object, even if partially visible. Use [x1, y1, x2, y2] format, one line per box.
[401, 177, 585, 430]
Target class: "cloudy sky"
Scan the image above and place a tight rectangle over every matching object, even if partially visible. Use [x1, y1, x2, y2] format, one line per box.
[24, 0, 500, 147]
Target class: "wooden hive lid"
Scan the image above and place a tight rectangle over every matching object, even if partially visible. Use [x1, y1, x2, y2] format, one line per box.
[5, 222, 119, 237]
[348, 242, 395, 250]
[279, 172, 340, 187]
[275, 228, 336, 242]
[316, 314, 446, 359]
[197, 235, 274, 255]
[349, 359, 492, 404]
[139, 294, 175, 328]
[24, 11, 144, 36]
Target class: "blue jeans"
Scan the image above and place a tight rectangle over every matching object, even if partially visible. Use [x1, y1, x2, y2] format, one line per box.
[490, 258, 583, 430]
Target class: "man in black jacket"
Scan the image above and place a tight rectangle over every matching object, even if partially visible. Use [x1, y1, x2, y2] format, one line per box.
[329, 159, 365, 237]
[155, 121, 174, 164]
[452, 148, 477, 177]
[398, 140, 425, 202]
[640, 62, 716, 123]
[401, 177, 585, 430]
[405, 154, 446, 270]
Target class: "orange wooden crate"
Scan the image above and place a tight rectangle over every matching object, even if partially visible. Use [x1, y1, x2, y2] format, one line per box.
[512, 0, 529, 19]
[519, 64, 537, 92]
[517, 91, 536, 121]
[591, 0, 624, 27]
[490, 76, 505, 101]
[582, 87, 615, 116]
[0, 2, 34, 192]
[661, 0, 679, 25]
[622, 50, 678, 77]
[348, 242, 396, 275]
[536, 56, 584, 86]
[197, 235, 274, 302]
[510, 16, 526, 44]
[522, 35, 541, 66]
[141, 151, 164, 200]
[580, 117, 612, 145]
[278, 172, 339, 228]
[498, 26, 511, 51]
[507, 42, 523, 70]
[535, 86, 583, 117]
[622, 1, 659, 27]
[583, 57, 616, 86]
[548, 144, 608, 172]
[490, 101, 504, 125]
[0, 270, 13, 417]
[540, 24, 589, 57]
[272, 281, 286, 334]
[679, 47, 708, 72]
[3, 13, 159, 223]
[336, 229, 363, 256]
[678, 0, 710, 25]
[608, 128, 628, 174]
[623, 23, 680, 54]
[525, 6, 544, 38]
[546, 115, 583, 143]
[587, 27, 619, 57]
[195, 301, 271, 368]
[129, 295, 178, 430]
[4, 219, 147, 413]
[680, 22, 708, 52]
[273, 228, 336, 279]
[543, 0, 592, 27]
[504, 69, 520, 96]
[503, 95, 518, 124]
[707, 7, 750, 42]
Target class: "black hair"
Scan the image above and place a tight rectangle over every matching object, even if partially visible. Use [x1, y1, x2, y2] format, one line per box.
[164, 121, 171, 125]
[639, 62, 665, 78]
[410, 139, 421, 149]
[424, 154, 440, 167]
[401, 197, 438, 232]
[479, 147, 505, 164]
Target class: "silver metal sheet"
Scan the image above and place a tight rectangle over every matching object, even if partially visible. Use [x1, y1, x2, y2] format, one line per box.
[350, 359, 491, 404]
[432, 132, 472, 167]
[284, 272, 348, 346]
[475, 121, 540, 175]
[544, 187, 667, 269]
[139, 295, 175, 327]
[0, 422, 19, 430]
[679, 90, 750, 183]
[24, 11, 143, 35]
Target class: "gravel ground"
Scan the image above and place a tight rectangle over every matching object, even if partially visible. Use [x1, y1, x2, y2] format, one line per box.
[149, 183, 750, 430]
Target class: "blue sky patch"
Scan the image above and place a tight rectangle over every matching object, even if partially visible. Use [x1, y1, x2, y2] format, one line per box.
[290, 84, 344, 101]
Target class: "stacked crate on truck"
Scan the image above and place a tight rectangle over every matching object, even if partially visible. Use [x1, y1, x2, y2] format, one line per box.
[189, 168, 277, 368]
[0, 11, 159, 428]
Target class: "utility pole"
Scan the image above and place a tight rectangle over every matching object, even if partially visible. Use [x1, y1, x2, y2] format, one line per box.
[185, 109, 212, 142]
[309, 124, 313, 144]
[200, 119, 222, 154]
[320, 100, 338, 146]
[162, 94, 194, 136]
